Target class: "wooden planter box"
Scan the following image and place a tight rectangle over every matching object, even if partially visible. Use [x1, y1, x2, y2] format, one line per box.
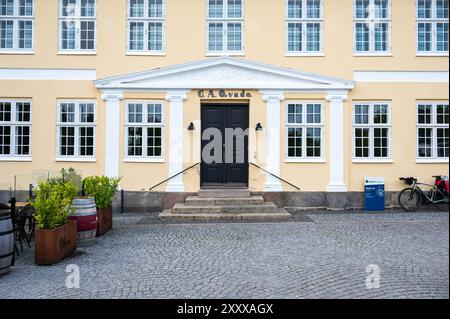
[96, 206, 112, 237]
[35, 221, 77, 265]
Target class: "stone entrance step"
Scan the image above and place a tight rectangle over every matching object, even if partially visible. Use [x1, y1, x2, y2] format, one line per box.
[184, 196, 265, 206]
[173, 202, 279, 214]
[198, 189, 250, 198]
[159, 209, 292, 221]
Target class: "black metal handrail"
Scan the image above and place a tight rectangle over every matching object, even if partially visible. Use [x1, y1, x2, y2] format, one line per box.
[149, 163, 200, 191]
[249, 162, 301, 191]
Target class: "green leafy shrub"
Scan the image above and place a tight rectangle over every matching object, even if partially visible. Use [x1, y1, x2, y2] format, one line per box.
[49, 168, 83, 194]
[83, 176, 121, 209]
[32, 181, 78, 229]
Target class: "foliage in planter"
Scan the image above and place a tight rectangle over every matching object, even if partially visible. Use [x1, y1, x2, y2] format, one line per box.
[83, 176, 121, 209]
[49, 167, 83, 195]
[32, 181, 78, 230]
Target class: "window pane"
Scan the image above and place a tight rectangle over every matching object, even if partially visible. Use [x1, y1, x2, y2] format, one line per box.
[227, 22, 241, 51]
[374, 22, 388, 52]
[80, 103, 95, 123]
[437, 128, 449, 158]
[306, 127, 321, 157]
[148, 22, 163, 51]
[306, 23, 320, 51]
[79, 126, 94, 156]
[129, 21, 144, 50]
[0, 125, 11, 155]
[355, 128, 370, 158]
[0, 0, 14, 16]
[18, 20, 33, 49]
[0, 20, 14, 49]
[306, 104, 321, 123]
[62, 0, 77, 17]
[355, 0, 370, 19]
[16, 102, 31, 122]
[127, 127, 142, 156]
[208, 22, 223, 51]
[436, 0, 449, 18]
[147, 127, 162, 157]
[418, 22, 432, 51]
[80, 20, 95, 50]
[60, 103, 75, 122]
[355, 23, 370, 52]
[130, 0, 144, 17]
[19, 0, 33, 16]
[417, 0, 432, 19]
[307, 0, 321, 19]
[417, 104, 432, 124]
[208, 0, 223, 18]
[374, 0, 389, 19]
[436, 104, 449, 124]
[61, 21, 76, 50]
[149, 0, 163, 18]
[227, 0, 242, 18]
[287, 0, 301, 19]
[418, 127, 433, 157]
[81, 0, 95, 17]
[373, 127, 389, 158]
[0, 102, 11, 122]
[287, 22, 301, 52]
[15, 125, 30, 155]
[287, 127, 302, 158]
[436, 22, 449, 52]
[60, 126, 75, 156]
[373, 104, 388, 124]
[354, 104, 369, 124]
[128, 104, 143, 123]
[147, 103, 162, 123]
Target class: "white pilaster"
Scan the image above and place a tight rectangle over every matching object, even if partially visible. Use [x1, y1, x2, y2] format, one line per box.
[166, 90, 188, 192]
[262, 91, 284, 192]
[101, 91, 123, 178]
[326, 92, 348, 192]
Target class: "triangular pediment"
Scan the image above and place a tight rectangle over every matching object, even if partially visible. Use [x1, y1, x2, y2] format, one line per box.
[95, 57, 354, 91]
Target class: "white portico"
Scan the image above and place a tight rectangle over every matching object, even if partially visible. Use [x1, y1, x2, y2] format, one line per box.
[95, 57, 354, 192]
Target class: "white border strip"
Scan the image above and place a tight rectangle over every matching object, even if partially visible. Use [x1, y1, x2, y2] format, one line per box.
[0, 68, 96, 81]
[354, 71, 449, 83]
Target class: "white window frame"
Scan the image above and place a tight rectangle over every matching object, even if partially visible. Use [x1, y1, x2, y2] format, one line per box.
[126, 0, 165, 55]
[0, 99, 32, 161]
[0, 0, 35, 54]
[416, 0, 449, 56]
[416, 101, 449, 163]
[285, 0, 324, 56]
[285, 101, 325, 162]
[205, 0, 245, 56]
[352, 102, 392, 162]
[124, 101, 165, 162]
[56, 100, 97, 161]
[353, 0, 392, 56]
[58, 0, 97, 54]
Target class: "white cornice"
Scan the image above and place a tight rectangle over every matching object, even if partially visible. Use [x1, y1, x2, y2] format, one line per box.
[354, 71, 449, 83]
[0, 68, 96, 81]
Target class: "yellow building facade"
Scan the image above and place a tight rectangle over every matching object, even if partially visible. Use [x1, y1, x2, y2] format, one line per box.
[0, 0, 448, 210]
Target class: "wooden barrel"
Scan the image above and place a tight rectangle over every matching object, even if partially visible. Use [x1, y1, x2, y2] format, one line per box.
[68, 197, 97, 246]
[0, 210, 14, 275]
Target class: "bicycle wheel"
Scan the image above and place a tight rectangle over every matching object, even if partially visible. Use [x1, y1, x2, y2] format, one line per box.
[398, 188, 423, 212]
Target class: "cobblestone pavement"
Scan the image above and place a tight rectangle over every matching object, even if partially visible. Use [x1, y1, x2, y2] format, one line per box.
[0, 212, 448, 299]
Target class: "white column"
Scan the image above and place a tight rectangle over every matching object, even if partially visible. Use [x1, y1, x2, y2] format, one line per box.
[166, 90, 188, 192]
[326, 92, 348, 192]
[101, 91, 123, 178]
[262, 92, 284, 192]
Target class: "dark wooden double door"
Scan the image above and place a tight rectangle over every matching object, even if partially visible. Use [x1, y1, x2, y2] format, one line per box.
[201, 104, 249, 187]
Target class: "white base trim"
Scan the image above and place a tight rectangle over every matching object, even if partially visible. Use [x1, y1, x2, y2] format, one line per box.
[166, 183, 185, 192]
[327, 184, 348, 192]
[0, 157, 32, 162]
[416, 159, 449, 164]
[354, 71, 449, 83]
[264, 183, 284, 192]
[0, 68, 97, 81]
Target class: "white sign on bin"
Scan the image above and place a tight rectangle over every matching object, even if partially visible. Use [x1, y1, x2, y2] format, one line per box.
[364, 177, 384, 186]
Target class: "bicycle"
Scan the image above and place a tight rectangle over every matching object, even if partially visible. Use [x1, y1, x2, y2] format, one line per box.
[398, 176, 449, 212]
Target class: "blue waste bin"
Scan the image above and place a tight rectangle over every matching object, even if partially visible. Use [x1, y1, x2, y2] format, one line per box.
[364, 177, 385, 211]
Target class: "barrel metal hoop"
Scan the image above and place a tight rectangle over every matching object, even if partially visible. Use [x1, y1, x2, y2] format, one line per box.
[0, 252, 13, 259]
[0, 230, 13, 236]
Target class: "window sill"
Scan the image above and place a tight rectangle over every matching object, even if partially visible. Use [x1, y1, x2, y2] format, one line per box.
[0, 157, 32, 162]
[57, 51, 97, 55]
[416, 159, 449, 164]
[285, 158, 325, 163]
[353, 53, 393, 57]
[205, 52, 245, 57]
[55, 158, 97, 162]
[285, 52, 325, 57]
[126, 51, 165, 56]
[124, 158, 165, 163]
[0, 51, 34, 55]
[352, 159, 393, 163]
[416, 52, 449, 57]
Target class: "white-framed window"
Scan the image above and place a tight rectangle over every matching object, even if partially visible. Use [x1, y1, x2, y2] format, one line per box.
[354, 0, 391, 54]
[125, 102, 164, 160]
[352, 102, 391, 160]
[286, 0, 323, 54]
[0, 100, 32, 159]
[417, 102, 449, 160]
[0, 0, 34, 52]
[206, 0, 244, 54]
[286, 102, 323, 159]
[56, 101, 96, 160]
[417, 0, 449, 54]
[127, 0, 164, 54]
[58, 0, 96, 53]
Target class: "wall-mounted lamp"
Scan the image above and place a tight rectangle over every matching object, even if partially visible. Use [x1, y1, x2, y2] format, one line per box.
[187, 122, 195, 131]
[255, 123, 263, 131]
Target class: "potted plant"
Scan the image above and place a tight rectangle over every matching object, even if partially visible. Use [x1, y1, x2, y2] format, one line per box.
[83, 176, 121, 237]
[32, 180, 78, 265]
